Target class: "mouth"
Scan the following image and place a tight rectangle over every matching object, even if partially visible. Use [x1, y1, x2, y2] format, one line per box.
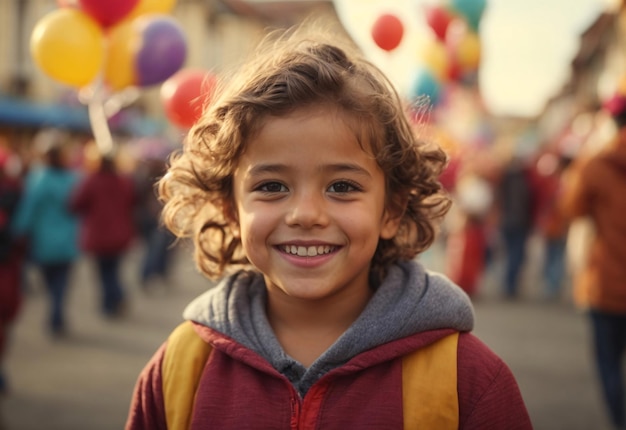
[279, 244, 338, 257]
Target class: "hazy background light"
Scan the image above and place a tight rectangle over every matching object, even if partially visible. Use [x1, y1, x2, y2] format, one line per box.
[333, 0, 613, 117]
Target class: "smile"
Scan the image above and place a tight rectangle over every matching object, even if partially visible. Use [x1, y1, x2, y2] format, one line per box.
[281, 245, 336, 257]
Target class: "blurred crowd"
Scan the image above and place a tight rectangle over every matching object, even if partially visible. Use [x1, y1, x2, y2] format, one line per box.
[439, 137, 575, 301]
[0, 129, 177, 394]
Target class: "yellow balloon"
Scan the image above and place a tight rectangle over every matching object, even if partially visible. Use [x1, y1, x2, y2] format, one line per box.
[455, 31, 481, 71]
[104, 21, 139, 91]
[126, 0, 176, 19]
[30, 9, 104, 87]
[420, 39, 449, 81]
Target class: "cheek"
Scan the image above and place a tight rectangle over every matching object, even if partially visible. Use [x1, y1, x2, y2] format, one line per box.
[339, 211, 384, 244]
[237, 207, 271, 245]
[238, 214, 273, 269]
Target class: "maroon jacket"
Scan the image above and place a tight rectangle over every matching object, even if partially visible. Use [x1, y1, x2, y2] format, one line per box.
[70, 169, 137, 256]
[126, 324, 532, 429]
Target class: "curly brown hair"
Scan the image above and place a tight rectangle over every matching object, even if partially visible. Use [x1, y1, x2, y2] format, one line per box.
[159, 26, 451, 284]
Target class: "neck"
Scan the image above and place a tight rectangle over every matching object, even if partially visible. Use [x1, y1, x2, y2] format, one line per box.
[266, 286, 373, 367]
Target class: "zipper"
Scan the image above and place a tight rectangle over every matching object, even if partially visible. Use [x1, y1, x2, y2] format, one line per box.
[290, 388, 301, 429]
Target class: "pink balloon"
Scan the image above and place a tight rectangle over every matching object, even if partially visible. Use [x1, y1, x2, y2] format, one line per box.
[78, 0, 140, 27]
[57, 0, 79, 7]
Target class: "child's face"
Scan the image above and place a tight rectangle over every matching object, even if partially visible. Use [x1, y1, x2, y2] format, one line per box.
[231, 105, 401, 303]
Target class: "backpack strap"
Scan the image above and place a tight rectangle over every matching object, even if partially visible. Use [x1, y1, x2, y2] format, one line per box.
[402, 332, 459, 430]
[162, 322, 459, 430]
[162, 321, 212, 430]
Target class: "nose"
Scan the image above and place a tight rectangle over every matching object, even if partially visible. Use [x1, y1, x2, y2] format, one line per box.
[285, 190, 328, 228]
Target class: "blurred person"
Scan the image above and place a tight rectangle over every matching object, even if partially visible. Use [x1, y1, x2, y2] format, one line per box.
[0, 147, 24, 393]
[446, 173, 494, 297]
[126, 28, 531, 429]
[534, 151, 572, 301]
[70, 151, 137, 318]
[11, 136, 80, 337]
[561, 93, 626, 430]
[134, 158, 176, 289]
[495, 152, 536, 298]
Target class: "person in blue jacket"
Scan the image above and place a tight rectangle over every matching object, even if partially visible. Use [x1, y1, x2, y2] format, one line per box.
[12, 138, 80, 337]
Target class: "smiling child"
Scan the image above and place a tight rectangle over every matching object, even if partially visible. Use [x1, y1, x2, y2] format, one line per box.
[126, 25, 531, 430]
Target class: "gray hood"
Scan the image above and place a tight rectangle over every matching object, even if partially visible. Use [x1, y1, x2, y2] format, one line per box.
[184, 259, 474, 396]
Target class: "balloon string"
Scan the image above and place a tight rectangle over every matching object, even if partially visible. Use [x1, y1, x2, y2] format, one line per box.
[87, 77, 114, 156]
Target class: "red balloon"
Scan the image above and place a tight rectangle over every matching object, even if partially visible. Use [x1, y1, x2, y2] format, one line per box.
[371, 14, 404, 52]
[160, 69, 216, 129]
[424, 6, 454, 41]
[78, 0, 139, 27]
[447, 57, 463, 82]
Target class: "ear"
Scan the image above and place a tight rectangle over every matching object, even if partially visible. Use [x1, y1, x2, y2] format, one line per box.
[379, 193, 407, 240]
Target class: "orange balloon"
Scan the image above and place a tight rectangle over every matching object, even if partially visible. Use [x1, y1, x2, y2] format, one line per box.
[104, 21, 140, 91]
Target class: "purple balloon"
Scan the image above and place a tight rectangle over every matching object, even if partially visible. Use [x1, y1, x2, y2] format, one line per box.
[135, 16, 187, 87]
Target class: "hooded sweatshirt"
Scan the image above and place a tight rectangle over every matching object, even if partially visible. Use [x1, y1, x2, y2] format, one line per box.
[126, 260, 532, 429]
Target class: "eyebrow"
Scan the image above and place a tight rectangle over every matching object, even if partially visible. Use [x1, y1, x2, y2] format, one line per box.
[247, 162, 373, 178]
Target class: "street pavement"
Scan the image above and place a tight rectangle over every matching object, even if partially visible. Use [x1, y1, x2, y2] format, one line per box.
[0, 237, 615, 430]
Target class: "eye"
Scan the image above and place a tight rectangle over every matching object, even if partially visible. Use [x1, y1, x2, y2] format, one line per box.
[256, 181, 288, 193]
[328, 180, 361, 194]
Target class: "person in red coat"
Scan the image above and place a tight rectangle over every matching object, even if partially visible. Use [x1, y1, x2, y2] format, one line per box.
[70, 153, 137, 317]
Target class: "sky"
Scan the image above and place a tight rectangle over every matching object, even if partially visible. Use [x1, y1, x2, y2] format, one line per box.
[333, 0, 616, 117]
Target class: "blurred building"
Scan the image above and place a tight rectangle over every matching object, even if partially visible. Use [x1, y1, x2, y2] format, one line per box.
[535, 1, 626, 157]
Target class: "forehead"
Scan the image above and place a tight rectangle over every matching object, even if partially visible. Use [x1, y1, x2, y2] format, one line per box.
[234, 105, 383, 178]
[249, 104, 375, 153]
[250, 107, 371, 156]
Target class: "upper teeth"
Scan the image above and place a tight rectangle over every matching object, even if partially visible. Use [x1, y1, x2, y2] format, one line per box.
[284, 245, 333, 256]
